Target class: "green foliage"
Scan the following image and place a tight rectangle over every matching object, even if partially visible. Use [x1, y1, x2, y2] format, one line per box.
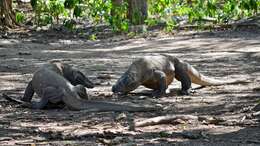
[30, 0, 37, 10]
[63, 19, 76, 30]
[73, 5, 83, 18]
[40, 14, 53, 25]
[49, 0, 65, 23]
[85, 0, 110, 23]
[31, 0, 76, 26]
[83, 0, 129, 32]
[108, 2, 129, 32]
[16, 12, 26, 24]
[64, 0, 77, 9]
[89, 34, 97, 41]
[145, 18, 158, 26]
[26, 0, 260, 32]
[165, 19, 177, 32]
[148, 0, 259, 31]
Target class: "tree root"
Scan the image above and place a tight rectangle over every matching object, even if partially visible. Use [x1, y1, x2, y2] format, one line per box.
[0, 0, 19, 29]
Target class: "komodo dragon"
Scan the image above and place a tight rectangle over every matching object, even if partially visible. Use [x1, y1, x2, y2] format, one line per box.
[112, 54, 246, 97]
[2, 62, 156, 111]
[21, 61, 94, 102]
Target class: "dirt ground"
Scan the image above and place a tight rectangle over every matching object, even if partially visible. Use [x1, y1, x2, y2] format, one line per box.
[0, 27, 260, 146]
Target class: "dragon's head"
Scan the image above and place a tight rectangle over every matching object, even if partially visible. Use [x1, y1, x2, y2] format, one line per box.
[74, 84, 88, 99]
[112, 71, 139, 95]
[71, 70, 95, 88]
[63, 64, 95, 89]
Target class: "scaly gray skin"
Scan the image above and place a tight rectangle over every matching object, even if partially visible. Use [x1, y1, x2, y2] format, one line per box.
[21, 61, 94, 103]
[44, 61, 94, 88]
[112, 54, 247, 97]
[3, 65, 157, 111]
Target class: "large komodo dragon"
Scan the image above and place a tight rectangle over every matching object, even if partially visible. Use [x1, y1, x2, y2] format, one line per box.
[2, 61, 156, 112]
[112, 54, 246, 97]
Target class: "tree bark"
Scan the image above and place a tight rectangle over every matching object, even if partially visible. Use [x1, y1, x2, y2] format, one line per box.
[127, 0, 147, 25]
[0, 0, 17, 28]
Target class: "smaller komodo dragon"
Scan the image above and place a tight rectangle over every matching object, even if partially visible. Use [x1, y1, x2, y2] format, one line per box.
[21, 61, 94, 103]
[2, 62, 156, 112]
[112, 54, 247, 97]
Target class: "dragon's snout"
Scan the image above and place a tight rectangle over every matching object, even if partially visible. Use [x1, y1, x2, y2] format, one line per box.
[112, 85, 118, 93]
[84, 80, 94, 88]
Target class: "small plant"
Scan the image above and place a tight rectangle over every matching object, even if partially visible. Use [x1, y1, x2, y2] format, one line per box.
[63, 19, 76, 30]
[145, 18, 158, 27]
[40, 14, 53, 26]
[127, 31, 136, 38]
[89, 34, 97, 41]
[165, 20, 177, 32]
[16, 12, 25, 23]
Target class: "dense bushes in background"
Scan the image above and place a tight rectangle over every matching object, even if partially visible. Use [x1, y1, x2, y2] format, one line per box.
[18, 0, 260, 31]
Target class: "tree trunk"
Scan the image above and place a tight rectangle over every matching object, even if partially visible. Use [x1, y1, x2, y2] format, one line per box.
[0, 0, 17, 28]
[127, 0, 147, 25]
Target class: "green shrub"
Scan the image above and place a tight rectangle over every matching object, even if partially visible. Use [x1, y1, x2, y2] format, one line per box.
[26, 0, 260, 31]
[16, 12, 26, 23]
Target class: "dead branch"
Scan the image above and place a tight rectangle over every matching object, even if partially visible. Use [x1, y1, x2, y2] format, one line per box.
[246, 111, 260, 119]
[135, 114, 199, 127]
[134, 114, 228, 127]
